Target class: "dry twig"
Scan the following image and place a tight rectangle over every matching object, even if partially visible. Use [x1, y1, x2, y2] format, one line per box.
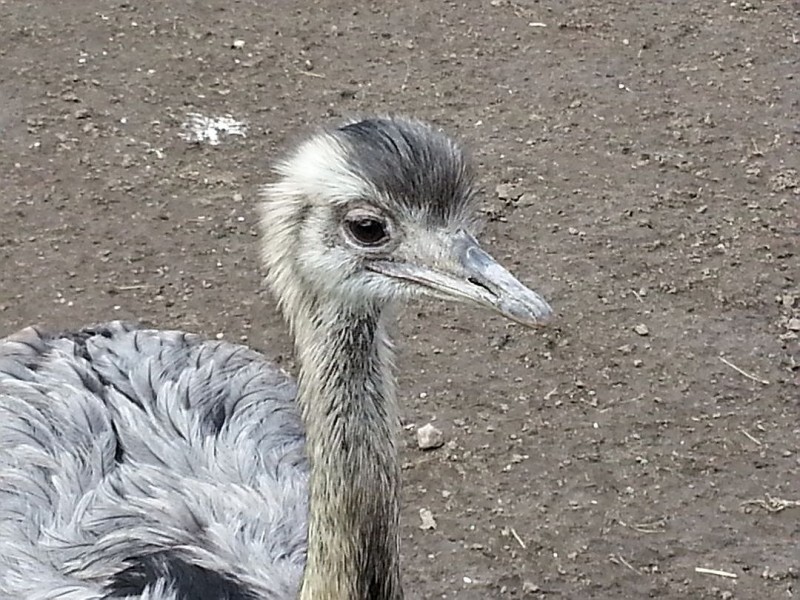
[742, 494, 800, 513]
[738, 428, 762, 446]
[610, 554, 639, 574]
[618, 517, 666, 534]
[295, 70, 326, 79]
[509, 527, 526, 549]
[719, 356, 769, 385]
[695, 567, 737, 579]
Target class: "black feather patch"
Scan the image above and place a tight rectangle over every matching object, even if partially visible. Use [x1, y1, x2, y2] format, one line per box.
[337, 117, 477, 226]
[105, 551, 257, 600]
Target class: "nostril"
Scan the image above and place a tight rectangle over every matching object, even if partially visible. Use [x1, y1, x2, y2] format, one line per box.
[467, 276, 494, 295]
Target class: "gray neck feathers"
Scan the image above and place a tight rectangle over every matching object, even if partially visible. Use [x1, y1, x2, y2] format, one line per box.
[291, 293, 403, 600]
[260, 182, 404, 599]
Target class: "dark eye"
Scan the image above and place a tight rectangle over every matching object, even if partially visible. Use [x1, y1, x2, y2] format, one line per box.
[346, 217, 389, 247]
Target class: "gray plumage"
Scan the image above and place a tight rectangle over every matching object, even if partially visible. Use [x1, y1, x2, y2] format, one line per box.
[0, 117, 552, 600]
[0, 322, 307, 599]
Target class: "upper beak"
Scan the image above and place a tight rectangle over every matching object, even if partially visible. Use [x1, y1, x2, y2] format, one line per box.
[368, 232, 552, 327]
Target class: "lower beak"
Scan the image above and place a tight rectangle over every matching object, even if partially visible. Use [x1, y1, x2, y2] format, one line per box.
[368, 232, 552, 327]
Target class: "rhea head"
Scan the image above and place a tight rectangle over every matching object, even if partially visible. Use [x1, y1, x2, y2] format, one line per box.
[260, 116, 552, 327]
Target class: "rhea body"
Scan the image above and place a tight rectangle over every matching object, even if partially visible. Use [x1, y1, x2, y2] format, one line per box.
[0, 117, 552, 599]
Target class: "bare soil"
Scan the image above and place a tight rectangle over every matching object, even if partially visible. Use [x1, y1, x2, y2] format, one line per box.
[1, 1, 798, 598]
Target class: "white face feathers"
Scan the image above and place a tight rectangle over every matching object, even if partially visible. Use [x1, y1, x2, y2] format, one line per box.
[259, 117, 552, 327]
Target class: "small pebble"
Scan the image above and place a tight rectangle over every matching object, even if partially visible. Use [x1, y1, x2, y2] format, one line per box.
[495, 183, 521, 201]
[419, 508, 437, 530]
[417, 423, 444, 450]
[633, 323, 650, 336]
[522, 581, 540, 593]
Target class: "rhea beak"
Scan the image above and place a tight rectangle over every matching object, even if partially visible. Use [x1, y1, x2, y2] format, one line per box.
[368, 232, 553, 327]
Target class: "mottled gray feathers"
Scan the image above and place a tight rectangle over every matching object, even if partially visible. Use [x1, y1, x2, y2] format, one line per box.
[0, 322, 308, 599]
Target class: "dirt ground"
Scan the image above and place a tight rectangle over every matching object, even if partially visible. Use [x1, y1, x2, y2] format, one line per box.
[0, 1, 797, 598]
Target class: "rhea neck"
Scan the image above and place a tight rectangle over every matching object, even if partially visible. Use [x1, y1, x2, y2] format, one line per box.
[288, 286, 403, 600]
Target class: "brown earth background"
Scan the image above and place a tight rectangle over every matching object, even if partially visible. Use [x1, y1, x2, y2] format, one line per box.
[0, 1, 798, 598]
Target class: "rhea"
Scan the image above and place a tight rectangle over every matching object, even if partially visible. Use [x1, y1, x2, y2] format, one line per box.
[0, 117, 552, 599]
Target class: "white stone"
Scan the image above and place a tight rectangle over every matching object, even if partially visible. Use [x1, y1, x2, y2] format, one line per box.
[416, 423, 444, 450]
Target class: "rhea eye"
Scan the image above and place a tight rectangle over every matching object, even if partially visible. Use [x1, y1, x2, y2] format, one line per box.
[346, 217, 389, 247]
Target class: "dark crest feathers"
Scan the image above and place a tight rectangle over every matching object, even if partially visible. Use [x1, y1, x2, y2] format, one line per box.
[335, 117, 477, 225]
